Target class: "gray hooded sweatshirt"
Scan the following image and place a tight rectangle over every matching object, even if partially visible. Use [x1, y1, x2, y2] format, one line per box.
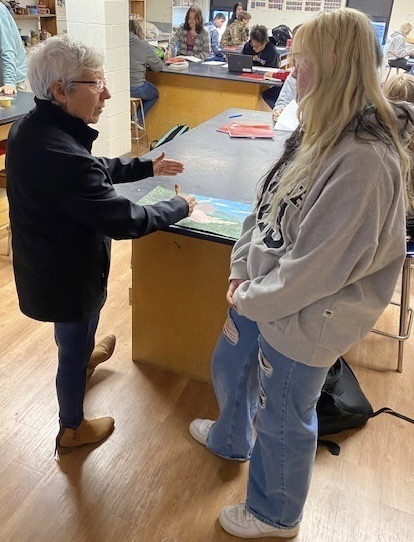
[231, 103, 414, 367]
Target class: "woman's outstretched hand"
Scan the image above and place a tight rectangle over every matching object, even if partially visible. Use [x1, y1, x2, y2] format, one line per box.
[174, 183, 197, 216]
[153, 151, 184, 176]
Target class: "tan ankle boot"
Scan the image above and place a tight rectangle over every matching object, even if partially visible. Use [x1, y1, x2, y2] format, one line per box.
[87, 335, 116, 379]
[56, 417, 115, 455]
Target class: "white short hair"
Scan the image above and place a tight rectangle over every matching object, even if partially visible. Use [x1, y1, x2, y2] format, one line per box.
[28, 34, 104, 100]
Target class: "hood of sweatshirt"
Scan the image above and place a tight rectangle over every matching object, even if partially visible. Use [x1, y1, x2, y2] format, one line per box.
[391, 101, 414, 146]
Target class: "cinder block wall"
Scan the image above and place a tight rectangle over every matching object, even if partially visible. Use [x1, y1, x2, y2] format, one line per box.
[66, 0, 131, 158]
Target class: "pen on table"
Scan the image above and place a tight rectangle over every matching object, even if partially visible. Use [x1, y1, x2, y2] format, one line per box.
[229, 114, 242, 118]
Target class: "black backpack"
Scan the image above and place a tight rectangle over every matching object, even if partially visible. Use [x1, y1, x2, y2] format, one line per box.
[317, 357, 414, 455]
[271, 25, 292, 46]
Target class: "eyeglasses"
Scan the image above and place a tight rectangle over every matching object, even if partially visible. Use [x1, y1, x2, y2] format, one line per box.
[249, 41, 265, 51]
[68, 79, 107, 92]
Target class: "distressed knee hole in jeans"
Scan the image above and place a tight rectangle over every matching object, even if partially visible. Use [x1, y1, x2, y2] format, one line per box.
[223, 310, 239, 345]
[258, 348, 273, 409]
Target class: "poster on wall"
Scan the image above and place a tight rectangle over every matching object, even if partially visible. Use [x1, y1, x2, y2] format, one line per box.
[248, 0, 342, 11]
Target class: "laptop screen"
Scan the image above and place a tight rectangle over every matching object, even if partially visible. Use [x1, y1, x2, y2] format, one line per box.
[227, 53, 253, 73]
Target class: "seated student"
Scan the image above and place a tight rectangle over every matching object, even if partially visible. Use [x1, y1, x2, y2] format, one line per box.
[166, 6, 211, 60]
[129, 20, 163, 123]
[220, 11, 251, 48]
[271, 71, 297, 120]
[228, 3, 245, 26]
[263, 24, 300, 110]
[205, 13, 226, 57]
[383, 73, 414, 239]
[384, 22, 414, 71]
[241, 25, 280, 67]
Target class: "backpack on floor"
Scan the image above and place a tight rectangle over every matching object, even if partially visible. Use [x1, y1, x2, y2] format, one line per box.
[150, 125, 189, 150]
[317, 357, 414, 455]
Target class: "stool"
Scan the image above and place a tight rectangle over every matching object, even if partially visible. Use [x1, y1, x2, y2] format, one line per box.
[372, 242, 414, 372]
[383, 63, 400, 83]
[130, 98, 149, 156]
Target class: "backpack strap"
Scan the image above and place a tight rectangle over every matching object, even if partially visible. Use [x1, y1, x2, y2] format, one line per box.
[371, 407, 414, 424]
[317, 439, 341, 456]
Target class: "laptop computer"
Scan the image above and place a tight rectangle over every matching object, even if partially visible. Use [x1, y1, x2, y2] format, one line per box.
[227, 53, 253, 73]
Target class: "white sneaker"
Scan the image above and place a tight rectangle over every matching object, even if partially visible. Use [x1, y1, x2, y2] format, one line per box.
[219, 503, 300, 539]
[189, 418, 215, 445]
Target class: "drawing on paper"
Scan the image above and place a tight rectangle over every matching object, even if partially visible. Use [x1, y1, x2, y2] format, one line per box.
[137, 186, 252, 239]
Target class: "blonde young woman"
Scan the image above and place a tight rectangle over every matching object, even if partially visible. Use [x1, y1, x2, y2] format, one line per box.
[189, 8, 414, 539]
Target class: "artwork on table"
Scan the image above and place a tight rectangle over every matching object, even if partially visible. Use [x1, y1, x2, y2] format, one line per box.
[137, 185, 252, 239]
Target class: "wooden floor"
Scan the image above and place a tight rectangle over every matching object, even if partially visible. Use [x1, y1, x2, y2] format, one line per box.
[1, 239, 414, 541]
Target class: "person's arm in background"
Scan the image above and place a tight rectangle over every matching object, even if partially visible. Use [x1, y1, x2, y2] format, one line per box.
[230, 23, 245, 46]
[199, 29, 212, 59]
[145, 42, 163, 72]
[209, 26, 221, 56]
[165, 26, 181, 59]
[389, 34, 412, 59]
[273, 72, 297, 122]
[220, 26, 231, 48]
[0, 8, 20, 94]
[265, 46, 280, 67]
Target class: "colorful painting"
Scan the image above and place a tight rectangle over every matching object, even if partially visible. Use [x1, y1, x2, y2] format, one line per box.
[137, 186, 252, 240]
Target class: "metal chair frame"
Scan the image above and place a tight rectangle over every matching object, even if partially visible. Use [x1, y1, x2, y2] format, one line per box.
[372, 248, 414, 372]
[383, 63, 400, 83]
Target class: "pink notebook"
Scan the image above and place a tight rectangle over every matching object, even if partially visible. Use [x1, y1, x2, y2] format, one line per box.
[217, 123, 274, 139]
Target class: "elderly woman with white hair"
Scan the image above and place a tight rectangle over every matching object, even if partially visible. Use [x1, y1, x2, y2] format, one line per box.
[190, 8, 414, 538]
[6, 35, 196, 456]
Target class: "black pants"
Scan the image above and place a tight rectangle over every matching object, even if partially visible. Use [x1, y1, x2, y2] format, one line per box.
[388, 58, 412, 72]
[261, 86, 282, 110]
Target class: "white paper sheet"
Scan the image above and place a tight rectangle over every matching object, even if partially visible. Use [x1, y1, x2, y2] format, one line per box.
[274, 99, 299, 132]
[203, 61, 226, 65]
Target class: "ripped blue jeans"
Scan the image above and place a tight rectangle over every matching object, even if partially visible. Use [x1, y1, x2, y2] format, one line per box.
[207, 307, 330, 529]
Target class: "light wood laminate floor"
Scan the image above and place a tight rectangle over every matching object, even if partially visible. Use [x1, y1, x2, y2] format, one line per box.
[0, 240, 413, 542]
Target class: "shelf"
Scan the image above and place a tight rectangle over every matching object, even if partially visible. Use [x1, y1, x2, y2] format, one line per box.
[13, 14, 56, 20]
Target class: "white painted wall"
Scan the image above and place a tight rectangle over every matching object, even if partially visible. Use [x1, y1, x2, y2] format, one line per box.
[147, 0, 172, 24]
[388, 0, 414, 39]
[65, 0, 131, 158]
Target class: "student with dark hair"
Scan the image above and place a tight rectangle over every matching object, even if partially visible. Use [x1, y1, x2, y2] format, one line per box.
[205, 13, 226, 56]
[228, 3, 244, 26]
[166, 6, 211, 60]
[242, 25, 279, 67]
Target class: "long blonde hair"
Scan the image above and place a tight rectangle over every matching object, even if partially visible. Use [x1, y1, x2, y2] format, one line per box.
[268, 8, 411, 215]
